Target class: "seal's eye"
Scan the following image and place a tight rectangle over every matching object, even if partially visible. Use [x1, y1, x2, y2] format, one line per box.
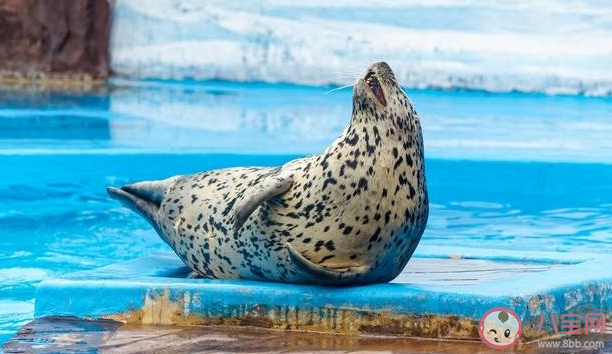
[488, 329, 497, 334]
[504, 329, 511, 338]
[365, 71, 387, 107]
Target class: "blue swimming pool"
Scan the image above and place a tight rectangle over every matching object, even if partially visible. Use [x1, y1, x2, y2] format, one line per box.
[1, 81, 611, 344]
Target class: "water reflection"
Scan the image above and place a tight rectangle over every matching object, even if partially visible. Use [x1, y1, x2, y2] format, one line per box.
[0, 115, 111, 141]
[1, 81, 612, 162]
[108, 81, 348, 153]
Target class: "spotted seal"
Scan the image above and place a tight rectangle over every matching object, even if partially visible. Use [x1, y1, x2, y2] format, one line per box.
[107, 62, 428, 285]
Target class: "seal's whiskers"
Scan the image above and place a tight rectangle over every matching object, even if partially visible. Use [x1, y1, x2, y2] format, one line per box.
[324, 83, 354, 95]
[390, 77, 411, 100]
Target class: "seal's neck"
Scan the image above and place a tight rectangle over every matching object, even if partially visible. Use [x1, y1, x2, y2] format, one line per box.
[346, 102, 423, 149]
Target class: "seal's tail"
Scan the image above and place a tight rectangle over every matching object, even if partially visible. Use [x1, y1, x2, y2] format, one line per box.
[107, 176, 178, 232]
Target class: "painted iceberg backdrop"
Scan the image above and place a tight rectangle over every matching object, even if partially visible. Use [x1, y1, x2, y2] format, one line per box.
[110, 0, 612, 96]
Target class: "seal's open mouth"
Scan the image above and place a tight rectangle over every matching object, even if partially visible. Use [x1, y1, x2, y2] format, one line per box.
[365, 71, 387, 106]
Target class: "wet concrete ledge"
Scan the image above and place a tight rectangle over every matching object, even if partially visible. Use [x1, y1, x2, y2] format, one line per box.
[4, 316, 612, 354]
[33, 246, 612, 342]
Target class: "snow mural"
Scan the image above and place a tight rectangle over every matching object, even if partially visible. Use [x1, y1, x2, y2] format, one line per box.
[110, 0, 612, 96]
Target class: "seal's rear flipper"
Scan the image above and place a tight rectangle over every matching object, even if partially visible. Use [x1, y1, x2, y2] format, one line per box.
[286, 243, 370, 284]
[120, 177, 178, 206]
[107, 186, 160, 227]
[107, 177, 178, 229]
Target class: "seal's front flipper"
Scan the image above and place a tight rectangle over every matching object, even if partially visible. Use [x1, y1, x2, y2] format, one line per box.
[233, 169, 293, 231]
[286, 243, 370, 284]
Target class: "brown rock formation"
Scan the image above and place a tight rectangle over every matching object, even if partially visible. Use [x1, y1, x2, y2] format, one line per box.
[0, 0, 111, 84]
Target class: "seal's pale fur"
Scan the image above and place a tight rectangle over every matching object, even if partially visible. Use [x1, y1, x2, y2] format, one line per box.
[108, 62, 428, 285]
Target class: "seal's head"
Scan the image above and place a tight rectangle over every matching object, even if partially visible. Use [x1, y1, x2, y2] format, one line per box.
[353, 62, 412, 122]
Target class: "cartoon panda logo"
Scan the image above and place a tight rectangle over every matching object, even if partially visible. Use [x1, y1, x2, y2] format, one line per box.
[479, 307, 522, 349]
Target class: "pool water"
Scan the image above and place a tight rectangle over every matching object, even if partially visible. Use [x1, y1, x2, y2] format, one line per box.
[1, 81, 612, 344]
